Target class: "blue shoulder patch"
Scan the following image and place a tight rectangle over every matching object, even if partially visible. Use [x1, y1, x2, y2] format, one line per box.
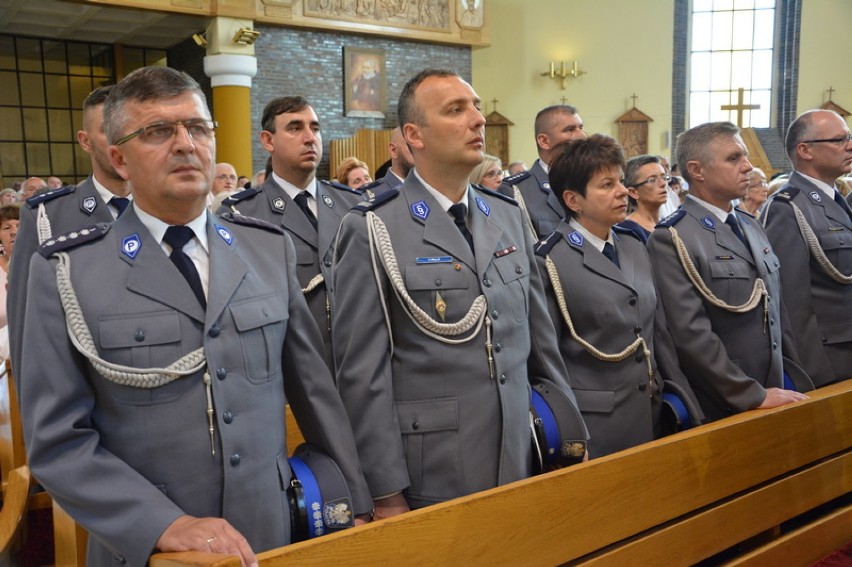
[502, 171, 531, 186]
[533, 231, 561, 257]
[38, 223, 110, 257]
[223, 188, 260, 207]
[351, 187, 400, 215]
[656, 208, 686, 228]
[218, 211, 285, 235]
[474, 186, 518, 207]
[26, 185, 75, 209]
[321, 179, 361, 195]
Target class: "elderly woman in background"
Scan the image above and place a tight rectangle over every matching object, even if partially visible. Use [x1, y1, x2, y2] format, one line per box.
[0, 204, 19, 332]
[336, 157, 373, 190]
[740, 167, 769, 217]
[469, 154, 503, 190]
[535, 135, 701, 458]
[617, 155, 670, 243]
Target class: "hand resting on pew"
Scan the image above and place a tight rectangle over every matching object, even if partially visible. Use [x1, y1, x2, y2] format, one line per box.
[156, 514, 258, 567]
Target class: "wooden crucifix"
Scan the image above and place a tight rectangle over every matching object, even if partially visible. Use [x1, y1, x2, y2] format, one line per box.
[721, 88, 760, 128]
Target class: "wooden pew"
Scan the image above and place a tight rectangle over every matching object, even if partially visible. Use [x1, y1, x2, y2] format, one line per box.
[151, 381, 851, 567]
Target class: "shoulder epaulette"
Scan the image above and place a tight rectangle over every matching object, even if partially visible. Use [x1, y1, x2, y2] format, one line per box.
[358, 179, 384, 193]
[734, 207, 756, 219]
[26, 185, 75, 209]
[38, 223, 110, 257]
[222, 188, 260, 207]
[351, 187, 400, 215]
[475, 186, 518, 207]
[613, 224, 644, 241]
[218, 211, 285, 235]
[772, 187, 799, 202]
[533, 230, 562, 257]
[656, 208, 686, 228]
[321, 179, 361, 195]
[502, 171, 531, 186]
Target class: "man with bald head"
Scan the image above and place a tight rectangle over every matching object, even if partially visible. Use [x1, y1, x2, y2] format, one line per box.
[499, 104, 586, 238]
[212, 162, 238, 196]
[762, 109, 852, 386]
[20, 177, 47, 200]
[361, 126, 414, 196]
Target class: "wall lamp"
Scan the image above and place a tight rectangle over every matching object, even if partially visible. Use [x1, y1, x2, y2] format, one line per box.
[192, 33, 207, 47]
[232, 27, 261, 46]
[541, 60, 586, 90]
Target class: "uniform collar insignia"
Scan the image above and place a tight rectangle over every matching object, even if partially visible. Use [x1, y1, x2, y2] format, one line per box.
[322, 194, 334, 209]
[542, 182, 551, 190]
[567, 231, 584, 247]
[410, 200, 430, 221]
[122, 234, 142, 259]
[701, 215, 716, 230]
[475, 196, 490, 216]
[214, 224, 233, 245]
[809, 191, 822, 203]
[272, 197, 286, 212]
[81, 196, 97, 214]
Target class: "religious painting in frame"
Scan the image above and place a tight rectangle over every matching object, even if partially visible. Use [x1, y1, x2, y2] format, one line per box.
[344, 47, 386, 118]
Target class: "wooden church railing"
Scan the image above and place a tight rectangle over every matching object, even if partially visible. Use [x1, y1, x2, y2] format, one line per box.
[151, 381, 851, 567]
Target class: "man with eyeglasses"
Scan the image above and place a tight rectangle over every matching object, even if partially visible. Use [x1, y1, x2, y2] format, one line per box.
[647, 121, 812, 423]
[221, 96, 363, 371]
[8, 85, 131, 384]
[17, 66, 371, 566]
[762, 109, 852, 386]
[212, 162, 239, 196]
[499, 104, 586, 238]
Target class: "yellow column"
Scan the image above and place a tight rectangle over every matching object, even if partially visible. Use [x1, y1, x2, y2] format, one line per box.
[203, 17, 259, 178]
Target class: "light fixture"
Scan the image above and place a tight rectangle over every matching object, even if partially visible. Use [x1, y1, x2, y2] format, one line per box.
[232, 27, 260, 46]
[191, 32, 207, 47]
[541, 61, 586, 90]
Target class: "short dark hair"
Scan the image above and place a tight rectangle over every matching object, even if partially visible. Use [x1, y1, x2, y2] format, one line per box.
[83, 85, 113, 110]
[103, 66, 207, 144]
[398, 69, 461, 128]
[534, 104, 579, 136]
[549, 134, 626, 218]
[0, 204, 20, 224]
[624, 154, 661, 188]
[261, 96, 311, 133]
[675, 121, 739, 186]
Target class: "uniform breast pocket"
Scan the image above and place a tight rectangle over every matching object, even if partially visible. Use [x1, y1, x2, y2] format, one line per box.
[493, 255, 530, 321]
[396, 397, 460, 501]
[707, 258, 753, 302]
[818, 229, 852, 275]
[230, 294, 288, 383]
[404, 263, 470, 322]
[97, 310, 187, 404]
[762, 250, 781, 274]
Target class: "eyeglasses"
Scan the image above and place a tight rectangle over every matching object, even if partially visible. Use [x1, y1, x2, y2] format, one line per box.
[631, 174, 671, 189]
[802, 133, 852, 146]
[483, 169, 503, 179]
[116, 119, 218, 146]
[215, 174, 238, 181]
[749, 180, 768, 188]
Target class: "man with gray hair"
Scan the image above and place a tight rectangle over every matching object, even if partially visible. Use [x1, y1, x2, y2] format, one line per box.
[647, 121, 811, 422]
[761, 109, 852, 386]
[19, 66, 370, 566]
[499, 104, 586, 238]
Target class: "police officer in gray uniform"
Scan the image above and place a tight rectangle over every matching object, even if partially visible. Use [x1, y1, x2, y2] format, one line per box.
[647, 122, 812, 422]
[19, 66, 370, 567]
[8, 85, 131, 378]
[332, 69, 587, 520]
[762, 109, 852, 386]
[499, 104, 586, 238]
[221, 96, 362, 370]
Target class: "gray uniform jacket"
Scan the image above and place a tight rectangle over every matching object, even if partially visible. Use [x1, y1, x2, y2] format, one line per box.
[647, 198, 812, 422]
[8, 175, 117, 378]
[761, 172, 852, 386]
[536, 221, 701, 457]
[19, 208, 371, 567]
[331, 176, 586, 509]
[220, 177, 363, 370]
[498, 160, 564, 239]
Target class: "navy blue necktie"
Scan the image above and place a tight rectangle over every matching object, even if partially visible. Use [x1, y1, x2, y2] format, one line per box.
[293, 191, 318, 229]
[163, 226, 206, 309]
[602, 242, 620, 269]
[110, 197, 130, 217]
[725, 214, 747, 247]
[448, 203, 474, 251]
[834, 191, 852, 221]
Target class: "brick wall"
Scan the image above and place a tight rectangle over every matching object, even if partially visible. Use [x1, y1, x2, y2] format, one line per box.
[251, 25, 471, 179]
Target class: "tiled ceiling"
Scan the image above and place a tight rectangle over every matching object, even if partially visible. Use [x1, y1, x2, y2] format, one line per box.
[0, 0, 208, 49]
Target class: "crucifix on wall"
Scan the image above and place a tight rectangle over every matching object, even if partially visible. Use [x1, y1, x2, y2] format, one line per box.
[721, 88, 760, 128]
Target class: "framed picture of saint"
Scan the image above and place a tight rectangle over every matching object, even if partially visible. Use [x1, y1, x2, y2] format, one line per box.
[344, 47, 386, 118]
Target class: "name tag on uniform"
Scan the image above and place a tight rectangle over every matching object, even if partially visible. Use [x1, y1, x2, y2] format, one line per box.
[494, 245, 517, 258]
[714, 255, 735, 260]
[416, 256, 453, 264]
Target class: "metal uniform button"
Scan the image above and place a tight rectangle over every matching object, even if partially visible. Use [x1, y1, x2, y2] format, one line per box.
[490, 310, 499, 319]
[208, 325, 221, 338]
[134, 330, 145, 342]
[324, 259, 332, 267]
[494, 343, 502, 353]
[515, 266, 523, 274]
[638, 382, 647, 391]
[772, 341, 778, 349]
[635, 352, 644, 362]
[216, 368, 227, 380]
[223, 411, 233, 424]
[633, 326, 642, 334]
[435, 278, 442, 286]
[483, 278, 492, 287]
[499, 374, 507, 384]
[230, 454, 241, 466]
[629, 296, 637, 306]
[412, 420, 420, 431]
